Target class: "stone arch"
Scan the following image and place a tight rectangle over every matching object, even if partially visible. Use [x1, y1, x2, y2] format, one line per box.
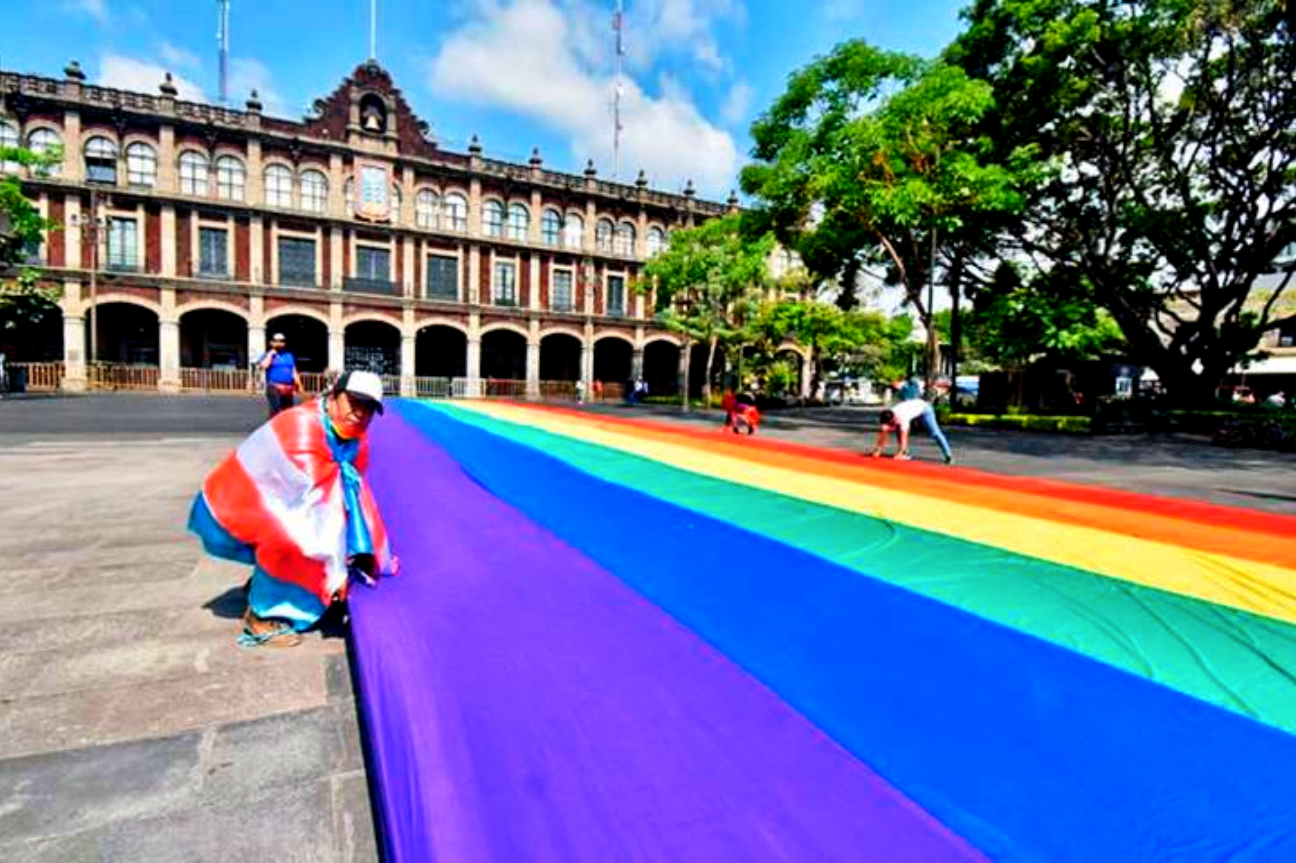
[540, 332, 583, 382]
[265, 313, 330, 373]
[643, 332, 683, 348]
[481, 328, 526, 380]
[176, 299, 249, 321]
[180, 307, 248, 369]
[538, 325, 585, 343]
[342, 311, 404, 333]
[85, 293, 162, 316]
[416, 324, 467, 378]
[265, 305, 330, 328]
[593, 336, 633, 386]
[593, 330, 635, 346]
[480, 321, 530, 340]
[344, 319, 401, 375]
[92, 301, 159, 365]
[643, 339, 681, 396]
[415, 317, 469, 336]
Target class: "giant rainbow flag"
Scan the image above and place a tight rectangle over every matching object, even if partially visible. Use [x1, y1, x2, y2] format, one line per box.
[349, 400, 1296, 862]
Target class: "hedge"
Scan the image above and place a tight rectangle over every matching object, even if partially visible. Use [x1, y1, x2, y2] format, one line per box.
[942, 413, 1092, 434]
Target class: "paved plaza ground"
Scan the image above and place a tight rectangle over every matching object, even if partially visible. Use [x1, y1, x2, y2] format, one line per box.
[0, 393, 1292, 862]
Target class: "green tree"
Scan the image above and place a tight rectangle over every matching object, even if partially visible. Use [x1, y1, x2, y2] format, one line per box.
[640, 214, 773, 405]
[742, 40, 1027, 392]
[948, 0, 1296, 404]
[0, 145, 60, 334]
[753, 298, 904, 396]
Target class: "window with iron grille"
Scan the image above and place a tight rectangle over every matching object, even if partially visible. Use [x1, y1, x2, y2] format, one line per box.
[199, 227, 229, 278]
[551, 269, 574, 311]
[426, 255, 459, 300]
[278, 237, 316, 287]
[484, 200, 505, 237]
[217, 156, 246, 202]
[596, 219, 614, 253]
[507, 203, 529, 240]
[443, 193, 468, 232]
[356, 246, 391, 282]
[614, 222, 635, 256]
[301, 170, 328, 213]
[106, 217, 138, 271]
[179, 151, 208, 195]
[265, 164, 293, 208]
[542, 209, 562, 245]
[27, 128, 62, 177]
[606, 274, 626, 315]
[493, 260, 517, 306]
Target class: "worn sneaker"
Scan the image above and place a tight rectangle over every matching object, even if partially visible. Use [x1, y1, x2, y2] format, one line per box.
[944, 454, 955, 465]
[894, 452, 912, 461]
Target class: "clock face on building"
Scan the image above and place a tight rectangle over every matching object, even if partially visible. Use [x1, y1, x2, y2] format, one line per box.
[354, 163, 391, 222]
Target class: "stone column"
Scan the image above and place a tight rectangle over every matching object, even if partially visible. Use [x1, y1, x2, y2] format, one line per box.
[529, 254, 541, 312]
[246, 139, 263, 206]
[468, 178, 483, 238]
[467, 245, 481, 304]
[61, 292, 87, 391]
[632, 346, 645, 381]
[64, 194, 82, 269]
[157, 125, 176, 193]
[581, 321, 595, 394]
[159, 319, 181, 393]
[330, 227, 345, 290]
[250, 216, 264, 284]
[466, 312, 482, 397]
[402, 236, 415, 298]
[400, 334, 416, 397]
[247, 294, 266, 372]
[329, 301, 345, 372]
[526, 319, 541, 400]
[62, 110, 83, 182]
[160, 205, 177, 277]
[529, 189, 542, 244]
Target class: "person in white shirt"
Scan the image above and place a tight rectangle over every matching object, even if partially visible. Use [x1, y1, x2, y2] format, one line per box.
[870, 398, 954, 464]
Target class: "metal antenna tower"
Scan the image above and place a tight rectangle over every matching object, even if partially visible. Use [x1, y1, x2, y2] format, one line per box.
[612, 0, 625, 179]
[217, 0, 230, 103]
[370, 0, 378, 61]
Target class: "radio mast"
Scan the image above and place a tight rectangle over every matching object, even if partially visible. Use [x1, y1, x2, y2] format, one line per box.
[217, 0, 230, 103]
[612, 0, 625, 179]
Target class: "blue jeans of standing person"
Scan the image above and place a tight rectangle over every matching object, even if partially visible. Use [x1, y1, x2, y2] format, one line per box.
[920, 405, 953, 460]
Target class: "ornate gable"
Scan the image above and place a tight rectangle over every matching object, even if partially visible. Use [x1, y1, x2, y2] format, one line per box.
[297, 61, 437, 159]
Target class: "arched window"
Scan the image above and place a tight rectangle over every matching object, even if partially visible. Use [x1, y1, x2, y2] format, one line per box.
[443, 192, 468, 232]
[300, 169, 328, 213]
[178, 150, 208, 195]
[563, 212, 584, 250]
[415, 189, 440, 229]
[614, 221, 636, 256]
[507, 203, 529, 241]
[216, 155, 246, 201]
[125, 142, 157, 187]
[0, 120, 19, 174]
[483, 200, 505, 237]
[541, 208, 563, 245]
[596, 218, 614, 253]
[647, 226, 667, 258]
[264, 164, 292, 208]
[27, 127, 62, 176]
[84, 136, 118, 184]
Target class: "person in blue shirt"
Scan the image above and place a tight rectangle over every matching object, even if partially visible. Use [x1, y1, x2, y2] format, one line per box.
[258, 332, 303, 418]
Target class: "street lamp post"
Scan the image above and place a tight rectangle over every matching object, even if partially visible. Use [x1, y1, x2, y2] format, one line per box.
[69, 191, 106, 370]
[675, 293, 693, 413]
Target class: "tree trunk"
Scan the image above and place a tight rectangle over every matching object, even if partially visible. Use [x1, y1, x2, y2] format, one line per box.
[924, 312, 939, 398]
[681, 337, 692, 412]
[704, 335, 719, 407]
[950, 255, 963, 404]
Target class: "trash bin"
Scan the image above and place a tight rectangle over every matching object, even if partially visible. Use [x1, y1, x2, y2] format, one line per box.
[7, 366, 27, 393]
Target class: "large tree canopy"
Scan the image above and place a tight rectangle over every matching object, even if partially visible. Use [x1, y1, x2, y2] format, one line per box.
[741, 40, 1027, 389]
[640, 214, 773, 403]
[0, 145, 60, 333]
[948, 0, 1296, 403]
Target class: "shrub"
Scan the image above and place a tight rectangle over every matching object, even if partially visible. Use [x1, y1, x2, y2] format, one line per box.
[944, 413, 1092, 434]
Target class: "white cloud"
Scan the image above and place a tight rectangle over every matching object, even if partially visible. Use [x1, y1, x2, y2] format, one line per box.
[98, 54, 206, 100]
[228, 58, 287, 113]
[68, 0, 109, 24]
[159, 41, 201, 70]
[720, 81, 753, 126]
[621, 0, 742, 74]
[429, 0, 739, 197]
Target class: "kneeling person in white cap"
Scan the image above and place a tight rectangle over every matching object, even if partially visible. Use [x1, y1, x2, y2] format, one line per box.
[189, 369, 397, 648]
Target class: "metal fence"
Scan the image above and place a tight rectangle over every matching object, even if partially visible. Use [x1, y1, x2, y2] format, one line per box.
[6, 362, 64, 391]
[180, 367, 256, 393]
[88, 363, 160, 391]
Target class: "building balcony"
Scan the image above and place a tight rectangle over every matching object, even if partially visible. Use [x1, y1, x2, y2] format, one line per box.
[104, 260, 141, 274]
[343, 276, 400, 297]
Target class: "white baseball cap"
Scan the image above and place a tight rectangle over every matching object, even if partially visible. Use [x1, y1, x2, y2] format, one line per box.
[334, 369, 385, 413]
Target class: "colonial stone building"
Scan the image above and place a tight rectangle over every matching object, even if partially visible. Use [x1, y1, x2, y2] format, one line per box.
[1, 59, 747, 397]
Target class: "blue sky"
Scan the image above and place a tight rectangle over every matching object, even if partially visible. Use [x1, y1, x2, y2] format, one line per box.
[6, 0, 968, 198]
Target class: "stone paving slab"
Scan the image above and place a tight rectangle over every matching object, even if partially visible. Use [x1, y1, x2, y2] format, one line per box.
[0, 396, 378, 862]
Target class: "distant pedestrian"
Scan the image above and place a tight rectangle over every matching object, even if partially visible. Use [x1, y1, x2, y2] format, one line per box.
[0, 349, 7, 395]
[1266, 391, 1286, 408]
[895, 377, 922, 401]
[870, 398, 954, 464]
[575, 379, 587, 403]
[258, 332, 303, 418]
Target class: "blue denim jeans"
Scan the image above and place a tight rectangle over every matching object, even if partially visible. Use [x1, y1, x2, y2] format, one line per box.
[920, 406, 952, 459]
